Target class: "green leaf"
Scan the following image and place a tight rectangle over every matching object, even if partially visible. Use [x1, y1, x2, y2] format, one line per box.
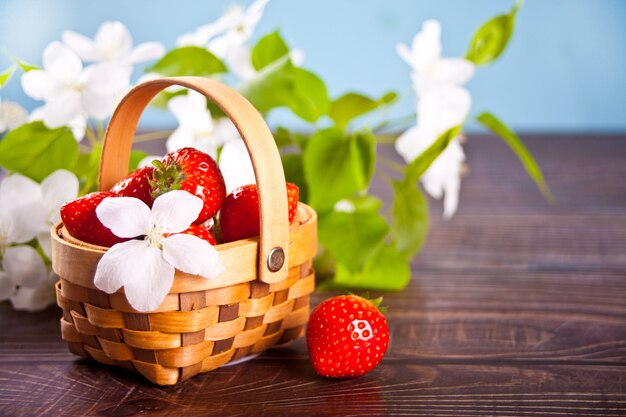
[146, 46, 226, 77]
[466, 2, 519, 66]
[274, 127, 308, 149]
[288, 67, 330, 122]
[391, 180, 429, 260]
[317, 199, 389, 272]
[281, 152, 308, 202]
[303, 128, 370, 211]
[73, 144, 102, 195]
[129, 150, 149, 172]
[0, 65, 17, 89]
[329, 91, 398, 129]
[239, 56, 330, 122]
[476, 111, 554, 201]
[14, 57, 39, 72]
[251, 31, 289, 71]
[333, 243, 411, 291]
[0, 121, 78, 182]
[350, 131, 376, 190]
[405, 125, 462, 183]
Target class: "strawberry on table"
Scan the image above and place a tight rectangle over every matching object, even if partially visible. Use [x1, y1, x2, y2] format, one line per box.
[306, 295, 389, 378]
[219, 182, 299, 243]
[60, 191, 130, 247]
[152, 147, 226, 225]
[110, 166, 155, 207]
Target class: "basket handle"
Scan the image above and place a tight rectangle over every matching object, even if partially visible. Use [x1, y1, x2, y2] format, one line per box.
[99, 76, 289, 284]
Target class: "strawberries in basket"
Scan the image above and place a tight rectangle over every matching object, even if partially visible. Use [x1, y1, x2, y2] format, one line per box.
[60, 147, 299, 248]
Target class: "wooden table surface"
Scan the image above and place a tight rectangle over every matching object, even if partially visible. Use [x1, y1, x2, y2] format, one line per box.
[1, 134, 625, 416]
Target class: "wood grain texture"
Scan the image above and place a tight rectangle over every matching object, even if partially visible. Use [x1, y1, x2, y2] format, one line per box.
[1, 134, 625, 415]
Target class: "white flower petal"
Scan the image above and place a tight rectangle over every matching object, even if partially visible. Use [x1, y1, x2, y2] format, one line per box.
[435, 58, 475, 85]
[166, 127, 196, 153]
[96, 197, 151, 238]
[62, 30, 101, 61]
[122, 245, 174, 312]
[43, 41, 83, 86]
[0, 174, 42, 206]
[0, 271, 16, 301]
[225, 45, 256, 82]
[395, 43, 413, 67]
[37, 232, 52, 259]
[219, 140, 256, 193]
[2, 245, 48, 288]
[20, 70, 62, 101]
[10, 279, 57, 312]
[0, 101, 28, 132]
[150, 190, 203, 234]
[442, 171, 461, 219]
[289, 48, 305, 66]
[395, 125, 425, 163]
[83, 62, 130, 95]
[94, 21, 133, 61]
[41, 170, 79, 225]
[94, 239, 149, 293]
[417, 84, 472, 133]
[411, 20, 442, 72]
[162, 234, 224, 279]
[168, 91, 212, 131]
[35, 91, 83, 127]
[127, 42, 165, 64]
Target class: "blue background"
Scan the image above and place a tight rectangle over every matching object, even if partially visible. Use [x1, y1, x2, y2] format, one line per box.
[1, 0, 625, 132]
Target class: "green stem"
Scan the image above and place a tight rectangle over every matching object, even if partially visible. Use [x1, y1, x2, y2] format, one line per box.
[372, 112, 416, 133]
[134, 130, 174, 143]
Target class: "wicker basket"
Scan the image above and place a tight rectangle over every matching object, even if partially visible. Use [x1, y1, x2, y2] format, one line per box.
[51, 77, 317, 386]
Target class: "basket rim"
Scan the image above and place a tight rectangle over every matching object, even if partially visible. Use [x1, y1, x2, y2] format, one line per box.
[52, 202, 316, 255]
[50, 203, 317, 294]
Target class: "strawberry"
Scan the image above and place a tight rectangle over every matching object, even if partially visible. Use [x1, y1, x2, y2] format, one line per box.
[178, 225, 217, 245]
[110, 166, 155, 207]
[219, 182, 299, 243]
[152, 147, 226, 225]
[306, 295, 389, 378]
[60, 191, 129, 247]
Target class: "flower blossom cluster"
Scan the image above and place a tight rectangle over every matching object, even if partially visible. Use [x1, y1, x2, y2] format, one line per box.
[396, 20, 475, 218]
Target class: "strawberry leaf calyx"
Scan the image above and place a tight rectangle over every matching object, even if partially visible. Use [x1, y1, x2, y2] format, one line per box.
[150, 159, 187, 199]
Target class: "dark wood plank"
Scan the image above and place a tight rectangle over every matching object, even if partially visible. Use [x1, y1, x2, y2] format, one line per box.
[0, 360, 624, 416]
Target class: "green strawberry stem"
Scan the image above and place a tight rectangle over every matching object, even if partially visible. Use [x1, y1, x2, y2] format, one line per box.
[150, 160, 187, 199]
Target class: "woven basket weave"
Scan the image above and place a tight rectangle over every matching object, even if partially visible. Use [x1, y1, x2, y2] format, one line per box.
[51, 77, 317, 386]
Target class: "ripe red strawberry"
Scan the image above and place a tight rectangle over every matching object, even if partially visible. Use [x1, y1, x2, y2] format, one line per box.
[219, 182, 299, 243]
[178, 225, 217, 245]
[153, 147, 226, 225]
[60, 192, 130, 247]
[110, 166, 155, 207]
[306, 295, 389, 378]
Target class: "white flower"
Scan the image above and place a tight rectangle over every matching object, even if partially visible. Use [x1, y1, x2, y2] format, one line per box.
[0, 100, 28, 133]
[0, 245, 55, 312]
[0, 174, 47, 251]
[396, 20, 474, 219]
[166, 91, 241, 157]
[218, 139, 255, 193]
[62, 21, 165, 71]
[21, 41, 130, 136]
[177, 0, 270, 58]
[396, 20, 474, 92]
[94, 191, 224, 312]
[396, 125, 465, 219]
[0, 171, 78, 258]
